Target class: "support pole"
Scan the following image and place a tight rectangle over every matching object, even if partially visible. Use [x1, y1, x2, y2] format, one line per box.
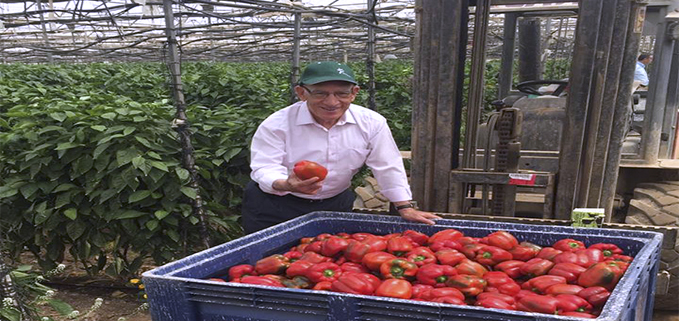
[498, 13, 517, 100]
[366, 0, 377, 110]
[36, 0, 54, 63]
[518, 17, 541, 82]
[290, 11, 302, 104]
[162, 0, 210, 248]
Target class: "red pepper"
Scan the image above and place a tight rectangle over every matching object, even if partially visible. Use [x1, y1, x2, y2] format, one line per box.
[340, 262, 368, 274]
[519, 258, 554, 277]
[299, 237, 314, 244]
[380, 259, 419, 279]
[430, 296, 466, 305]
[228, 264, 257, 281]
[406, 247, 437, 266]
[482, 231, 519, 251]
[508, 241, 542, 261]
[475, 245, 512, 266]
[588, 243, 623, 258]
[555, 294, 593, 313]
[461, 243, 485, 259]
[476, 292, 515, 310]
[306, 262, 342, 283]
[375, 279, 412, 299]
[455, 259, 488, 277]
[336, 232, 351, 239]
[553, 238, 586, 252]
[411, 284, 435, 300]
[293, 243, 309, 252]
[293, 160, 327, 180]
[457, 236, 481, 245]
[494, 260, 525, 279]
[445, 274, 487, 297]
[362, 252, 397, 271]
[548, 262, 587, 284]
[283, 250, 303, 262]
[606, 254, 633, 263]
[344, 240, 373, 263]
[286, 260, 315, 277]
[537, 247, 563, 260]
[281, 275, 312, 289]
[312, 281, 333, 291]
[553, 248, 603, 268]
[560, 311, 597, 318]
[239, 275, 284, 287]
[429, 239, 463, 252]
[330, 272, 381, 295]
[351, 232, 375, 241]
[387, 236, 414, 256]
[298, 252, 332, 264]
[402, 230, 429, 245]
[362, 236, 388, 252]
[428, 228, 464, 244]
[428, 287, 465, 301]
[578, 286, 610, 308]
[577, 261, 625, 291]
[516, 294, 559, 314]
[304, 241, 323, 253]
[483, 271, 521, 296]
[254, 255, 289, 275]
[435, 249, 467, 266]
[544, 283, 584, 295]
[320, 236, 350, 257]
[521, 275, 567, 294]
[209, 278, 226, 282]
[315, 233, 333, 241]
[416, 263, 458, 287]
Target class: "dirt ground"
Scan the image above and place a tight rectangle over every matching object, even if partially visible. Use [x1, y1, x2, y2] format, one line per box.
[41, 284, 151, 321]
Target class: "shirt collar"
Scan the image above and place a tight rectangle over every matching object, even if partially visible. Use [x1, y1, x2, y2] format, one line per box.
[296, 101, 357, 127]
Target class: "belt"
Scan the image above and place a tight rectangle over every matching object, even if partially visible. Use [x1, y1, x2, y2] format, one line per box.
[286, 194, 329, 203]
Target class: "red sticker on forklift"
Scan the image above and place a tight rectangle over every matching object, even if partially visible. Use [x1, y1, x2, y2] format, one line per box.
[508, 173, 536, 185]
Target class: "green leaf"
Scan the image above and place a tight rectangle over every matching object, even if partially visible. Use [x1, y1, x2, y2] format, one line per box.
[180, 186, 197, 199]
[48, 299, 75, 315]
[223, 147, 242, 161]
[154, 210, 170, 220]
[123, 127, 136, 136]
[19, 183, 39, 199]
[116, 148, 138, 167]
[49, 112, 67, 122]
[93, 143, 110, 159]
[55, 192, 72, 209]
[0, 185, 19, 198]
[147, 151, 162, 160]
[146, 220, 159, 231]
[67, 220, 87, 240]
[149, 160, 169, 172]
[175, 167, 190, 181]
[91, 125, 107, 131]
[135, 136, 152, 148]
[166, 229, 180, 243]
[128, 190, 151, 203]
[55, 142, 82, 151]
[54, 183, 77, 193]
[63, 208, 77, 220]
[101, 112, 117, 120]
[99, 189, 118, 204]
[113, 210, 147, 220]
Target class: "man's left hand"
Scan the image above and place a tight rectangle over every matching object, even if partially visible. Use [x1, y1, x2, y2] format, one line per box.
[397, 207, 441, 225]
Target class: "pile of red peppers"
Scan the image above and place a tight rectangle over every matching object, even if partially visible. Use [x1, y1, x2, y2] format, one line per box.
[212, 229, 633, 318]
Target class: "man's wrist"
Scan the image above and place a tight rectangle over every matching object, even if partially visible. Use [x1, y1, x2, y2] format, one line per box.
[394, 201, 415, 211]
[272, 179, 291, 192]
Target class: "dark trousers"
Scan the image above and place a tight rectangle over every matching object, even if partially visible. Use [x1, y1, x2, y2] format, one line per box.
[241, 181, 355, 234]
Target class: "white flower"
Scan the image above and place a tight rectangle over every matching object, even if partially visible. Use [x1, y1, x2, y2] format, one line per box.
[2, 297, 15, 307]
[45, 290, 55, 297]
[56, 264, 66, 272]
[67, 310, 80, 319]
[36, 276, 45, 282]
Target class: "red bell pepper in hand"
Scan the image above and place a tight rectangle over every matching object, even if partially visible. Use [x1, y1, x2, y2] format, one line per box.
[553, 248, 604, 268]
[544, 283, 584, 296]
[548, 262, 587, 284]
[522, 275, 567, 294]
[380, 259, 419, 279]
[286, 260, 315, 277]
[407, 247, 437, 266]
[537, 247, 563, 260]
[589, 243, 623, 258]
[306, 262, 342, 283]
[455, 259, 488, 277]
[428, 229, 464, 245]
[560, 311, 597, 319]
[375, 279, 412, 299]
[416, 263, 458, 287]
[436, 249, 467, 266]
[520, 258, 554, 277]
[577, 261, 625, 290]
[402, 230, 429, 246]
[293, 160, 328, 180]
[228, 264, 257, 281]
[509, 242, 542, 261]
[475, 245, 512, 266]
[476, 292, 515, 310]
[445, 274, 487, 297]
[578, 286, 610, 308]
[320, 236, 350, 257]
[255, 255, 289, 275]
[555, 294, 593, 313]
[483, 271, 521, 296]
[344, 240, 373, 263]
[362, 252, 397, 271]
[340, 262, 368, 274]
[516, 294, 560, 314]
[387, 236, 414, 256]
[298, 251, 332, 264]
[482, 231, 519, 250]
[429, 239, 463, 252]
[553, 238, 586, 252]
[239, 275, 284, 287]
[494, 260, 525, 279]
[330, 272, 381, 295]
[312, 281, 333, 291]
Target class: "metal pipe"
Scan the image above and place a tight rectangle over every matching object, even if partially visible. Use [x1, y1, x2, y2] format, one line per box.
[498, 13, 517, 100]
[290, 11, 301, 104]
[367, 0, 376, 110]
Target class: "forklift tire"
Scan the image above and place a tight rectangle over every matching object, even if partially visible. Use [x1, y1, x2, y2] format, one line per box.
[624, 181, 679, 310]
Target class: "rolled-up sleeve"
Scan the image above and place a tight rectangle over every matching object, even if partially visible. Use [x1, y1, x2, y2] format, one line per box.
[250, 117, 290, 196]
[364, 120, 412, 202]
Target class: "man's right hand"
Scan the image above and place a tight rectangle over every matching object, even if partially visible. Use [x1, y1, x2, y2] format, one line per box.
[272, 173, 323, 194]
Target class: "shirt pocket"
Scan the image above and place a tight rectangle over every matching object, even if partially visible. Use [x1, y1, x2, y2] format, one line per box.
[338, 148, 371, 171]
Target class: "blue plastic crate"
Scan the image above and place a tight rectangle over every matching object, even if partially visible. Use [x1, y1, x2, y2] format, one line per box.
[142, 211, 662, 321]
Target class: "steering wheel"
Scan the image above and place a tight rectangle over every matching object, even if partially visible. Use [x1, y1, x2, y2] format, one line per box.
[516, 80, 569, 96]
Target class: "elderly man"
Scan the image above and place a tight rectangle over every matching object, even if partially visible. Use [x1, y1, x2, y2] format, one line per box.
[634, 54, 652, 88]
[242, 61, 440, 233]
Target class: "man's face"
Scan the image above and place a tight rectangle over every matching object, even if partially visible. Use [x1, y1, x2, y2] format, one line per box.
[642, 56, 653, 65]
[295, 81, 360, 128]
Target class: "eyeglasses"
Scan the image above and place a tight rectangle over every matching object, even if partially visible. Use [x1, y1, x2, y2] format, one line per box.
[300, 85, 354, 100]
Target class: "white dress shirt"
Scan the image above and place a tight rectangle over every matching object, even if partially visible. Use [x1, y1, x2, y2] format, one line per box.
[250, 101, 412, 202]
[634, 61, 649, 86]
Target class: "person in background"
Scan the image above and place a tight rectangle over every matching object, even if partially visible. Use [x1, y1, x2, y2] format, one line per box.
[242, 61, 440, 234]
[634, 54, 652, 89]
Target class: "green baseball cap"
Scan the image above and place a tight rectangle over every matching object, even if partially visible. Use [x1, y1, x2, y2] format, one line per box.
[299, 61, 358, 85]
